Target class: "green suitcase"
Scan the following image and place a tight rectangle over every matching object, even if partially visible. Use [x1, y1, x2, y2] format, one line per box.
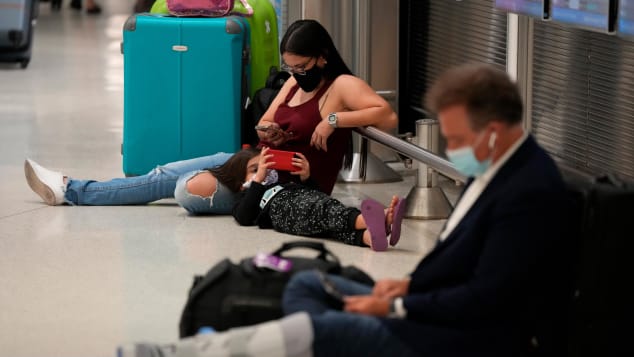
[234, 0, 280, 97]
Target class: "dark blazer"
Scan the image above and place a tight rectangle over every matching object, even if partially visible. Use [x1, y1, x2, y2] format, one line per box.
[383, 135, 570, 356]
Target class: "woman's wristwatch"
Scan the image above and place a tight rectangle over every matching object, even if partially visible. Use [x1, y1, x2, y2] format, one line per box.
[327, 112, 338, 128]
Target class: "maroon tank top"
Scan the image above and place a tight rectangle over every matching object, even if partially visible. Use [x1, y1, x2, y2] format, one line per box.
[262, 80, 351, 194]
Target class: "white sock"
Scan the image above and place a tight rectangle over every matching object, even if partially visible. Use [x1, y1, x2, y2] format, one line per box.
[278, 312, 313, 357]
[180, 312, 313, 357]
[237, 320, 285, 356]
[240, 312, 313, 357]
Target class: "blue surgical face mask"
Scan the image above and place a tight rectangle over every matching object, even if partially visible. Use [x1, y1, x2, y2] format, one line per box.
[446, 132, 496, 178]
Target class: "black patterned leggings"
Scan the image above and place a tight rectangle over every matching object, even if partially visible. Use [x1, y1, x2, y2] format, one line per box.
[268, 187, 365, 246]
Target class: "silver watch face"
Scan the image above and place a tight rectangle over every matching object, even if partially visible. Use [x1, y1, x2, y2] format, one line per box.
[328, 113, 337, 125]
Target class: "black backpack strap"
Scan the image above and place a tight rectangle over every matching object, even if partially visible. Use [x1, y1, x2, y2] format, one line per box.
[271, 241, 340, 264]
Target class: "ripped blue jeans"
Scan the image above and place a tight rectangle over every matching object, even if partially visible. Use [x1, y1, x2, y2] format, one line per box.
[64, 153, 236, 214]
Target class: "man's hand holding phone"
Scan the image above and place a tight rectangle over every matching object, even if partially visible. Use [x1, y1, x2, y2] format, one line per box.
[316, 270, 390, 317]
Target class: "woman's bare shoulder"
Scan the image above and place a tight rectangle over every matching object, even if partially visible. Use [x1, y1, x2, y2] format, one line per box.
[279, 75, 298, 92]
[329, 74, 373, 94]
[269, 76, 297, 104]
[331, 74, 363, 86]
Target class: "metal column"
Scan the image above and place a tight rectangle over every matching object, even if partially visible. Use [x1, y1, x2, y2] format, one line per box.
[404, 119, 453, 219]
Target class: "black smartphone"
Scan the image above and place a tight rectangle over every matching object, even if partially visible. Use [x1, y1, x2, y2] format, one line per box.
[315, 270, 345, 302]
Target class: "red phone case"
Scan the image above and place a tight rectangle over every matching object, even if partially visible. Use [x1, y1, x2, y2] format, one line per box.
[267, 149, 299, 171]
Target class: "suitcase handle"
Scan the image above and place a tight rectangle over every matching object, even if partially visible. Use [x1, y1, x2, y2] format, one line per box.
[272, 241, 340, 264]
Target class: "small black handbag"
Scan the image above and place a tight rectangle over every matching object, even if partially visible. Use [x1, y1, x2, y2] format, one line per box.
[179, 240, 374, 337]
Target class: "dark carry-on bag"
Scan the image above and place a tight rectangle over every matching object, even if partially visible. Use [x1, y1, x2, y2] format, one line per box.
[564, 174, 634, 357]
[179, 240, 374, 337]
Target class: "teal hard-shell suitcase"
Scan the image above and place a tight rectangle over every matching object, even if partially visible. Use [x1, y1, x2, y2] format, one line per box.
[121, 14, 250, 176]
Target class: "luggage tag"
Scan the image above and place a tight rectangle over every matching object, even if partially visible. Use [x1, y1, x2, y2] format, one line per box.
[252, 253, 293, 272]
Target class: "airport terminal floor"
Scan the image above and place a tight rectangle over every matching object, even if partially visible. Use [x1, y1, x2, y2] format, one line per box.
[0, 2, 460, 356]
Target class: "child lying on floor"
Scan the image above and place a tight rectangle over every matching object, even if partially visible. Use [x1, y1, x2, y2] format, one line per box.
[232, 147, 406, 251]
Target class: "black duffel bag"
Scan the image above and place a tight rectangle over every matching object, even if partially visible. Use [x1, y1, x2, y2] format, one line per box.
[179, 241, 374, 337]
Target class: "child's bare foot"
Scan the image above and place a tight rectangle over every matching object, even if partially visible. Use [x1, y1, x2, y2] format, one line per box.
[389, 196, 407, 246]
[385, 195, 399, 235]
[360, 196, 400, 251]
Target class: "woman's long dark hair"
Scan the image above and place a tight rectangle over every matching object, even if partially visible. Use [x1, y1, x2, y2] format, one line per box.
[208, 148, 260, 192]
[280, 19, 353, 80]
[280, 20, 354, 169]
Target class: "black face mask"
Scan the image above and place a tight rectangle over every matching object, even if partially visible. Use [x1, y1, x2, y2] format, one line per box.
[293, 65, 323, 92]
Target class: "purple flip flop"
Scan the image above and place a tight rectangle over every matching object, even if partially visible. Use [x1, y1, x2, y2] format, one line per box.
[361, 199, 388, 252]
[389, 197, 407, 246]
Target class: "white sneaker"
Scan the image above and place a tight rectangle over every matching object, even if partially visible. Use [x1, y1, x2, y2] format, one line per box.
[24, 159, 67, 205]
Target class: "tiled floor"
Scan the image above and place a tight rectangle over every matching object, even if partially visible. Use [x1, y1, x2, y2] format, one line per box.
[0, 2, 458, 356]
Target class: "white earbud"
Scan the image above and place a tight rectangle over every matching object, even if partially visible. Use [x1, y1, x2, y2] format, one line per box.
[488, 132, 497, 149]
